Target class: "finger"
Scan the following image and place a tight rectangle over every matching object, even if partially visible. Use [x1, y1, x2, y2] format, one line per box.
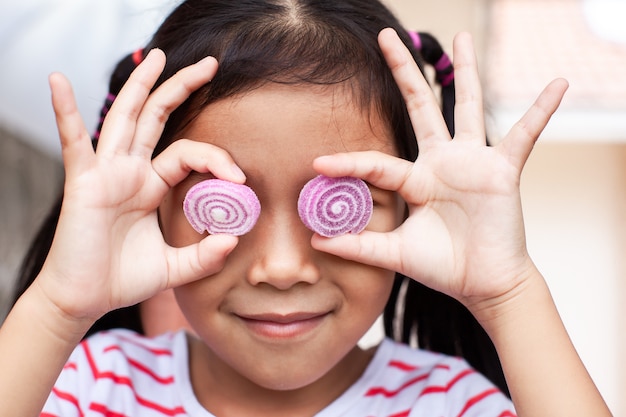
[498, 78, 569, 171]
[96, 49, 166, 156]
[313, 151, 414, 192]
[451, 32, 486, 143]
[165, 234, 239, 288]
[378, 28, 450, 147]
[151, 139, 246, 188]
[130, 56, 219, 158]
[311, 231, 402, 273]
[49, 73, 95, 178]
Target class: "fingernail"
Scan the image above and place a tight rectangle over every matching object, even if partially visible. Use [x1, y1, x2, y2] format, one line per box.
[197, 56, 216, 65]
[231, 164, 246, 182]
[315, 155, 332, 163]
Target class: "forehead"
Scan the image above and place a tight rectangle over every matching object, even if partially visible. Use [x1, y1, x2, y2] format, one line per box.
[180, 83, 396, 176]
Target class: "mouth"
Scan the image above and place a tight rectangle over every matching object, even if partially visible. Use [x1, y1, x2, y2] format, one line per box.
[235, 311, 331, 340]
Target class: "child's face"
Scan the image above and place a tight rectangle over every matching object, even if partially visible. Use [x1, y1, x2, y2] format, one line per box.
[159, 83, 403, 395]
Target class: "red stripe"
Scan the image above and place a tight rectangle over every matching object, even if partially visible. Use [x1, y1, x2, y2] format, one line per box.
[128, 357, 175, 384]
[388, 360, 419, 371]
[85, 341, 174, 385]
[103, 346, 175, 384]
[83, 340, 100, 379]
[50, 387, 84, 417]
[81, 340, 185, 416]
[93, 370, 134, 387]
[498, 411, 517, 417]
[388, 410, 411, 417]
[89, 395, 185, 416]
[389, 360, 449, 372]
[367, 363, 459, 398]
[456, 388, 500, 417]
[63, 362, 78, 371]
[135, 397, 186, 416]
[419, 368, 476, 396]
[366, 373, 430, 397]
[106, 334, 173, 356]
[90, 402, 185, 417]
[89, 403, 129, 417]
[40, 413, 59, 417]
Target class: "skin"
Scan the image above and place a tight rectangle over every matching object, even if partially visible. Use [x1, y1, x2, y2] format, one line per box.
[0, 28, 613, 417]
[140, 289, 192, 336]
[158, 83, 402, 415]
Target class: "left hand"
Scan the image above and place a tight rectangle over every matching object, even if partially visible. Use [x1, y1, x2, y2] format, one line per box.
[310, 28, 568, 312]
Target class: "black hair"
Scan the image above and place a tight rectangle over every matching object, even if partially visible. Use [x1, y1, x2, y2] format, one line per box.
[12, 0, 507, 396]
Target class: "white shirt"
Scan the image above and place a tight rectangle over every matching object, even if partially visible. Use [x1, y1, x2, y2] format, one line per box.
[42, 329, 516, 416]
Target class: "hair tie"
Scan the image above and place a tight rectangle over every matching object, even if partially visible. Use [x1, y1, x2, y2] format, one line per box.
[407, 31, 455, 87]
[92, 48, 144, 146]
[408, 31, 422, 50]
[408, 30, 455, 135]
[132, 48, 144, 65]
[93, 93, 116, 141]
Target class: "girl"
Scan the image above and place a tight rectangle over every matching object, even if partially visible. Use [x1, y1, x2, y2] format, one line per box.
[0, 0, 612, 416]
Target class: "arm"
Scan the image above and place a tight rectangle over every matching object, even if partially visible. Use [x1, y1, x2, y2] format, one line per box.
[0, 284, 92, 416]
[475, 266, 610, 416]
[0, 51, 240, 416]
[312, 28, 612, 416]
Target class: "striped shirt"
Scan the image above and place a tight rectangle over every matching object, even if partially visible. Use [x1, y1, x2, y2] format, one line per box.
[42, 329, 516, 416]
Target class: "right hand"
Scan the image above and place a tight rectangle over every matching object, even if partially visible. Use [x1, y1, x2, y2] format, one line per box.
[37, 50, 242, 324]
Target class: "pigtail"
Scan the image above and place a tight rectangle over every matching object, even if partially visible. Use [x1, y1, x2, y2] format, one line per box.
[383, 32, 509, 397]
[92, 49, 144, 147]
[408, 31, 455, 136]
[12, 50, 146, 338]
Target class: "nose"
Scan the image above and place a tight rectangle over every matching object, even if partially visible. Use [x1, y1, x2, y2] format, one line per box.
[246, 211, 321, 290]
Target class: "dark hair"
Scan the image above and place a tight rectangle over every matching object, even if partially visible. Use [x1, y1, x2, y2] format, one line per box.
[12, 0, 507, 396]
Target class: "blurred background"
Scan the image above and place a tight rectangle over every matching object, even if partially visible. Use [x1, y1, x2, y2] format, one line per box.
[1, 0, 624, 414]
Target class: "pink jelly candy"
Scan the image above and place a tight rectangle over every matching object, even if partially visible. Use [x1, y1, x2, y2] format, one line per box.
[297, 175, 373, 237]
[183, 179, 261, 236]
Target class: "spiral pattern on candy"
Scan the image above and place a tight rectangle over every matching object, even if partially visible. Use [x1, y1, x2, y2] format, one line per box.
[298, 175, 373, 237]
[183, 179, 261, 236]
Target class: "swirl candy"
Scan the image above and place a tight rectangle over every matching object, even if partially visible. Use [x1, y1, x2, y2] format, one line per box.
[298, 175, 373, 237]
[183, 179, 261, 236]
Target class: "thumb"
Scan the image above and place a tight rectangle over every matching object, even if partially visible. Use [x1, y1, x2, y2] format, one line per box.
[311, 231, 403, 273]
[165, 234, 239, 288]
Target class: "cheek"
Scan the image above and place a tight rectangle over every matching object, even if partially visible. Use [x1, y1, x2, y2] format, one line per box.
[336, 260, 396, 322]
[159, 189, 204, 247]
[368, 194, 405, 233]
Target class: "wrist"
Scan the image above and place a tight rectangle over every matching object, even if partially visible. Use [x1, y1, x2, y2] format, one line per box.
[463, 262, 548, 338]
[0, 276, 95, 417]
[24, 279, 96, 344]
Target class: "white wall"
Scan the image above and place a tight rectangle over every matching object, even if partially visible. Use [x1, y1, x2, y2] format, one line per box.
[521, 143, 626, 415]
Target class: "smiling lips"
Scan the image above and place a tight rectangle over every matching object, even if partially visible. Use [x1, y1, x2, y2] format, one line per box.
[237, 312, 330, 339]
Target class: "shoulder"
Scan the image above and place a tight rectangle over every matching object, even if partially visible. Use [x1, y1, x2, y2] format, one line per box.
[43, 330, 188, 417]
[66, 329, 181, 376]
[79, 328, 180, 358]
[361, 339, 516, 417]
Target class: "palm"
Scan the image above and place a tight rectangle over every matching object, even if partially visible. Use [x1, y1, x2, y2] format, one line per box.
[51, 158, 168, 314]
[394, 142, 526, 298]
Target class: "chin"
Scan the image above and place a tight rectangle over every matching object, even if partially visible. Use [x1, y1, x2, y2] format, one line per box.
[247, 363, 329, 392]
